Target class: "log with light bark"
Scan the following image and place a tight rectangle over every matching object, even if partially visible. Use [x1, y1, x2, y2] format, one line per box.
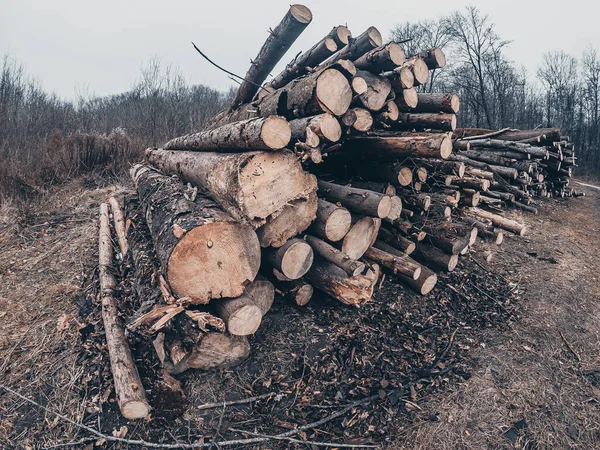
[317, 27, 383, 71]
[145, 149, 317, 230]
[377, 226, 416, 254]
[383, 66, 415, 91]
[289, 113, 342, 144]
[353, 70, 392, 111]
[308, 198, 352, 242]
[408, 93, 460, 114]
[98, 203, 150, 419]
[447, 154, 517, 179]
[342, 132, 453, 159]
[108, 197, 129, 256]
[467, 207, 528, 236]
[317, 180, 392, 218]
[353, 42, 405, 72]
[263, 237, 314, 280]
[243, 275, 275, 316]
[213, 295, 262, 336]
[131, 165, 260, 303]
[413, 241, 459, 271]
[366, 242, 421, 279]
[341, 215, 381, 259]
[393, 88, 419, 111]
[231, 4, 312, 109]
[305, 235, 365, 276]
[304, 258, 378, 306]
[164, 116, 291, 151]
[266, 25, 351, 91]
[413, 48, 446, 69]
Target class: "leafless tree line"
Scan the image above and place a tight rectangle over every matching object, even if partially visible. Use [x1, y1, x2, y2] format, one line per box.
[391, 6, 600, 177]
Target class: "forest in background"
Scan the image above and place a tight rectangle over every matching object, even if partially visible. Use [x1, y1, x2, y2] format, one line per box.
[1, 6, 598, 203]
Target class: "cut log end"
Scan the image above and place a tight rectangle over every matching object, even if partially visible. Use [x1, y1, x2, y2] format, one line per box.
[366, 26, 383, 47]
[295, 283, 314, 306]
[319, 113, 343, 142]
[398, 167, 413, 186]
[317, 69, 353, 116]
[121, 401, 151, 420]
[342, 216, 381, 260]
[290, 4, 313, 23]
[388, 43, 405, 66]
[419, 272, 438, 295]
[228, 304, 262, 335]
[326, 208, 352, 241]
[412, 59, 430, 85]
[440, 135, 453, 159]
[261, 116, 292, 149]
[335, 26, 352, 46]
[281, 240, 314, 279]
[351, 108, 373, 132]
[403, 88, 418, 109]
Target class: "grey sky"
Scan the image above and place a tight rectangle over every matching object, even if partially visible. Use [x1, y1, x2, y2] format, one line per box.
[1, 0, 598, 100]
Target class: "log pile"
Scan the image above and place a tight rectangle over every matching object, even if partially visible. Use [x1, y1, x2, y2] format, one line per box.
[95, 5, 583, 416]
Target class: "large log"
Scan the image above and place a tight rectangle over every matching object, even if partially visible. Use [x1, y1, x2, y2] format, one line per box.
[309, 198, 352, 242]
[213, 295, 262, 336]
[267, 25, 351, 91]
[341, 215, 381, 259]
[353, 70, 392, 111]
[317, 180, 392, 218]
[305, 235, 365, 276]
[366, 243, 421, 279]
[145, 149, 317, 229]
[353, 42, 405, 72]
[342, 132, 453, 159]
[423, 223, 471, 255]
[163, 116, 291, 151]
[231, 4, 312, 108]
[131, 165, 260, 303]
[98, 203, 150, 419]
[263, 238, 314, 280]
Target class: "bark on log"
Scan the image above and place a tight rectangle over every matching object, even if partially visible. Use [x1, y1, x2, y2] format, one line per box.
[410, 93, 460, 114]
[318, 180, 392, 218]
[350, 107, 373, 132]
[447, 154, 517, 179]
[455, 127, 561, 143]
[457, 150, 516, 166]
[171, 333, 250, 374]
[341, 215, 381, 259]
[267, 25, 351, 90]
[340, 109, 358, 128]
[412, 158, 465, 177]
[309, 198, 352, 242]
[349, 181, 397, 195]
[413, 48, 446, 69]
[393, 88, 419, 111]
[467, 207, 528, 236]
[131, 165, 260, 303]
[213, 295, 262, 336]
[146, 149, 317, 229]
[243, 275, 275, 316]
[305, 235, 365, 276]
[317, 27, 382, 71]
[455, 138, 548, 158]
[383, 66, 414, 91]
[263, 238, 314, 280]
[399, 192, 431, 211]
[366, 243, 421, 279]
[269, 276, 314, 306]
[447, 175, 490, 191]
[391, 113, 456, 132]
[98, 203, 150, 419]
[374, 99, 400, 125]
[231, 4, 312, 108]
[342, 132, 453, 159]
[401, 58, 429, 86]
[413, 241, 459, 271]
[353, 42, 405, 72]
[108, 197, 129, 256]
[465, 167, 494, 180]
[377, 226, 416, 255]
[352, 161, 413, 187]
[423, 223, 471, 255]
[459, 188, 481, 207]
[164, 116, 291, 151]
[354, 70, 392, 111]
[289, 113, 342, 143]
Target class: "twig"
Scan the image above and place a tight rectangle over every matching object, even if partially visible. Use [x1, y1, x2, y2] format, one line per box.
[196, 392, 275, 410]
[229, 428, 379, 448]
[559, 331, 581, 362]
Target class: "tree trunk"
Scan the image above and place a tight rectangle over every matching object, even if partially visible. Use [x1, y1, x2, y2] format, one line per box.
[409, 93, 460, 114]
[98, 203, 150, 419]
[341, 215, 381, 259]
[145, 149, 317, 229]
[413, 48, 446, 69]
[342, 132, 453, 159]
[289, 113, 342, 143]
[213, 295, 262, 336]
[412, 242, 459, 271]
[263, 238, 314, 280]
[352, 161, 413, 187]
[353, 71, 392, 111]
[130, 165, 261, 303]
[365, 243, 421, 279]
[377, 226, 416, 254]
[353, 42, 405, 72]
[231, 4, 312, 108]
[309, 198, 352, 242]
[318, 180, 392, 218]
[164, 116, 291, 151]
[317, 27, 382, 71]
[305, 235, 365, 276]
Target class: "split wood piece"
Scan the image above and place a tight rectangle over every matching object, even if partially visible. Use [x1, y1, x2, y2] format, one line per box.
[165, 116, 290, 151]
[393, 88, 418, 111]
[367, 242, 421, 279]
[375, 99, 400, 126]
[454, 138, 548, 158]
[343, 132, 453, 159]
[270, 276, 314, 306]
[231, 4, 312, 108]
[108, 197, 129, 256]
[353, 70, 392, 111]
[98, 203, 150, 419]
[309, 198, 352, 242]
[459, 188, 481, 207]
[289, 113, 342, 143]
[263, 238, 314, 280]
[413, 241, 459, 271]
[447, 176, 490, 192]
[412, 158, 465, 177]
[423, 223, 471, 255]
[267, 25, 351, 91]
[255, 193, 318, 248]
[130, 165, 260, 303]
[377, 226, 416, 254]
[353, 42, 405, 72]
[146, 149, 317, 229]
[341, 216, 381, 260]
[317, 27, 383, 71]
[465, 167, 494, 180]
[304, 258, 377, 306]
[260, 67, 353, 118]
[318, 180, 392, 218]
[375, 243, 437, 294]
[213, 295, 262, 336]
[447, 154, 517, 179]
[383, 66, 414, 91]
[467, 207, 528, 236]
[413, 48, 446, 69]
[168, 334, 251, 374]
[400, 193, 431, 211]
[392, 113, 456, 132]
[305, 235, 365, 276]
[243, 275, 275, 316]
[409, 93, 460, 114]
[350, 108, 373, 132]
[401, 58, 429, 86]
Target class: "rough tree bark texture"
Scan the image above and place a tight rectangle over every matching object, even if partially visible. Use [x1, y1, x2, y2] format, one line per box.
[305, 235, 365, 276]
[353, 70, 392, 111]
[411, 93, 460, 114]
[263, 238, 314, 280]
[343, 132, 453, 159]
[309, 198, 352, 242]
[317, 180, 392, 218]
[130, 164, 261, 303]
[317, 27, 383, 71]
[353, 42, 405, 72]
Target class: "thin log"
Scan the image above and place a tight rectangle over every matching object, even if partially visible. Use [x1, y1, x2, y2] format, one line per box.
[413, 48, 446, 69]
[317, 27, 383, 71]
[413, 242, 459, 271]
[318, 180, 392, 218]
[244, 275, 275, 316]
[341, 215, 381, 259]
[467, 207, 528, 236]
[263, 238, 314, 280]
[342, 132, 453, 159]
[309, 198, 352, 242]
[305, 235, 365, 276]
[289, 113, 342, 143]
[393, 88, 418, 112]
[108, 197, 129, 256]
[377, 226, 416, 254]
[366, 242, 421, 279]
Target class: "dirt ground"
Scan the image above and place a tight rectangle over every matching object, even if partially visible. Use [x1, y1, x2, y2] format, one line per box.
[0, 176, 599, 449]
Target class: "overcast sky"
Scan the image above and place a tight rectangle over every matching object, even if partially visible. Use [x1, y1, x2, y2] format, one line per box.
[1, 0, 598, 100]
